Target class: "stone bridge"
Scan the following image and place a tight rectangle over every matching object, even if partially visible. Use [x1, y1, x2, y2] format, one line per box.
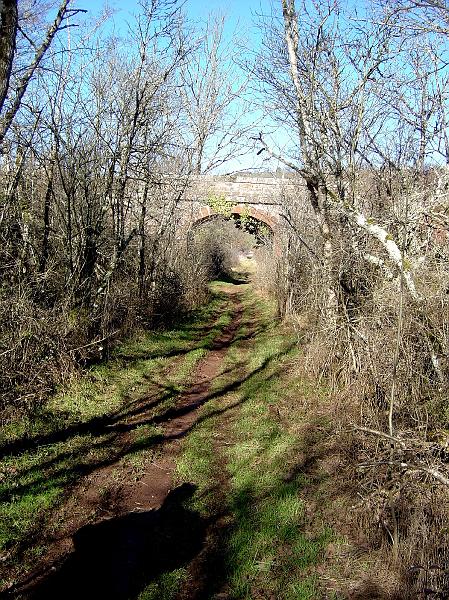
[177, 174, 298, 239]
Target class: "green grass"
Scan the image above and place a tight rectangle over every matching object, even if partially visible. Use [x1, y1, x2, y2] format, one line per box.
[137, 568, 187, 600]
[0, 431, 114, 553]
[224, 317, 332, 600]
[176, 406, 218, 515]
[0, 281, 334, 598]
[0, 285, 235, 586]
[172, 285, 333, 600]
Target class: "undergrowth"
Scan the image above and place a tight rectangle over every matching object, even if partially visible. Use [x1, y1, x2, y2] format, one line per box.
[2, 280, 339, 599]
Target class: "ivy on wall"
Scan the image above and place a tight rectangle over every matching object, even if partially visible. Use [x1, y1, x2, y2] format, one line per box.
[205, 193, 272, 243]
[206, 194, 234, 217]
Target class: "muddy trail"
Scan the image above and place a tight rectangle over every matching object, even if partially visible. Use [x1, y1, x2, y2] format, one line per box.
[4, 286, 247, 599]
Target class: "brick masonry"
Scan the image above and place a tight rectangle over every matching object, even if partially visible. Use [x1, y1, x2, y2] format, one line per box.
[177, 175, 303, 234]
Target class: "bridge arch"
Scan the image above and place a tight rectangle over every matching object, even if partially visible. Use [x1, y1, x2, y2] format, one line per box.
[177, 175, 294, 256]
[189, 203, 279, 241]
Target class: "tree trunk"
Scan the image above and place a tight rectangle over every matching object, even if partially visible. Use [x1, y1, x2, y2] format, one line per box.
[79, 226, 98, 306]
[0, 0, 71, 147]
[0, 0, 18, 116]
[138, 182, 149, 298]
[39, 175, 53, 273]
[306, 178, 338, 323]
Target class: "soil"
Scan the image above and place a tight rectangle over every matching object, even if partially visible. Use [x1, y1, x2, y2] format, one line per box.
[6, 287, 244, 600]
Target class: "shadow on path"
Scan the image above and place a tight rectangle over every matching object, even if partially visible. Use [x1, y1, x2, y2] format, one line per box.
[23, 484, 205, 600]
[0, 343, 295, 506]
[1, 285, 290, 600]
[0, 306, 271, 460]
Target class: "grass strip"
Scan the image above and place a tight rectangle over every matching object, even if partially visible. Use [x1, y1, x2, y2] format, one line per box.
[170, 284, 333, 600]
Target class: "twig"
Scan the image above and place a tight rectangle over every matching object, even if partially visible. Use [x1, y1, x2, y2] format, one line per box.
[353, 425, 407, 448]
[359, 459, 449, 487]
[69, 331, 119, 354]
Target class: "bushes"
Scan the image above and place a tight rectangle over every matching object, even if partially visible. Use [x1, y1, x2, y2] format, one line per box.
[0, 228, 214, 422]
[188, 217, 256, 281]
[275, 172, 449, 596]
[0, 287, 74, 420]
[0, 211, 265, 422]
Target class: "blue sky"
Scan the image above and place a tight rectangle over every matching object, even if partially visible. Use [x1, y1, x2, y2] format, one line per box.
[84, 0, 274, 40]
[76, 0, 370, 173]
[71, 1, 445, 172]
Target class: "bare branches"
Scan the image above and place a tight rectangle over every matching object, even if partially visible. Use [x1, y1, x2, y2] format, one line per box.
[179, 13, 250, 174]
[353, 425, 408, 448]
[0, 0, 87, 149]
[0, 0, 210, 416]
[355, 425, 449, 488]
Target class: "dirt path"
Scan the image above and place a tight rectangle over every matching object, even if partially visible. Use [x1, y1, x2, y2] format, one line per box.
[118, 287, 244, 512]
[10, 288, 244, 600]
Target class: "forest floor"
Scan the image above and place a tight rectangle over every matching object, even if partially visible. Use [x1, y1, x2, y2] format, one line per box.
[0, 272, 376, 600]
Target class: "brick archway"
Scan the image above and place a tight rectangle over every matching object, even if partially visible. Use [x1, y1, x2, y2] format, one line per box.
[190, 204, 279, 235]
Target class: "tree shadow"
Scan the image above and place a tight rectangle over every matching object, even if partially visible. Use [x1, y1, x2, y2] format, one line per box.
[23, 484, 205, 600]
[0, 340, 296, 512]
[0, 320, 274, 460]
[1, 340, 298, 600]
[0, 341, 296, 508]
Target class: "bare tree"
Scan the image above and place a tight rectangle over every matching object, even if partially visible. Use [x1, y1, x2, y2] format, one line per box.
[179, 13, 250, 174]
[251, 1, 449, 588]
[381, 0, 449, 35]
[0, 0, 87, 149]
[0, 0, 199, 414]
